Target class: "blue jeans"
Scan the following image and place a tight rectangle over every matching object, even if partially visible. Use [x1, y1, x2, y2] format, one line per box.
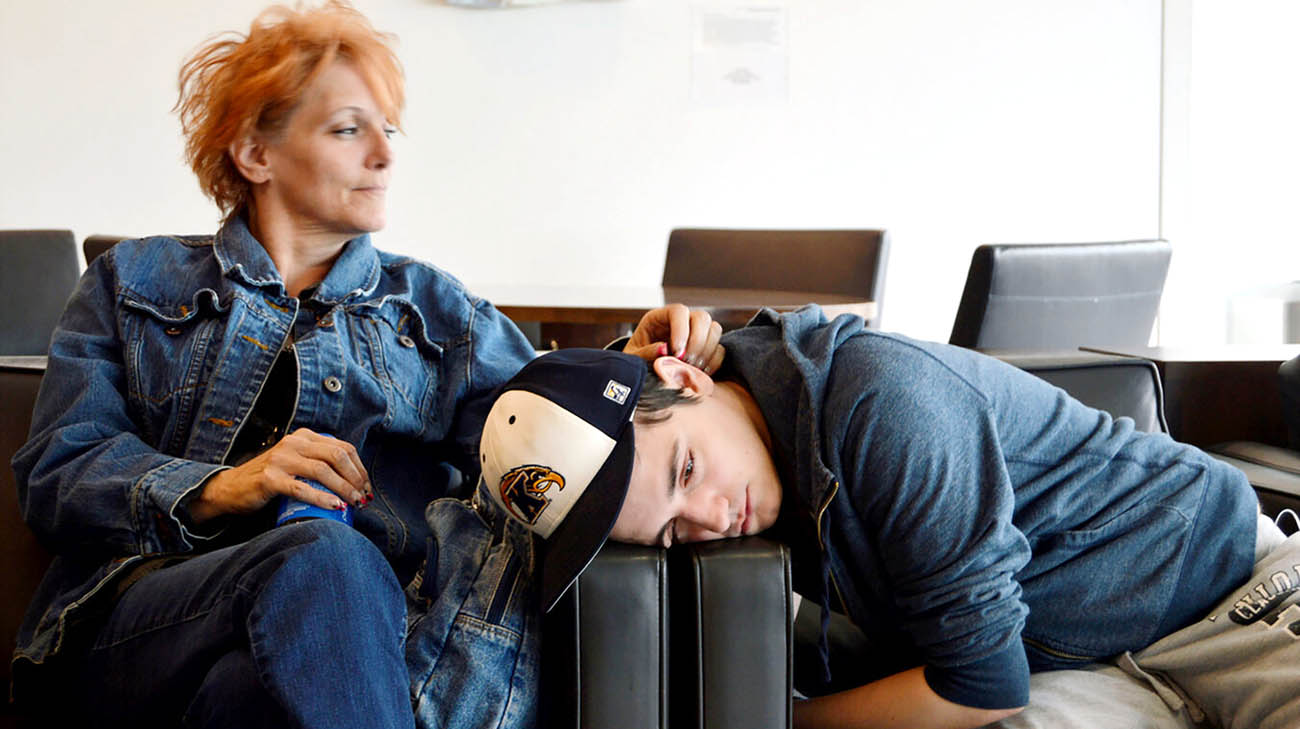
[75, 520, 415, 729]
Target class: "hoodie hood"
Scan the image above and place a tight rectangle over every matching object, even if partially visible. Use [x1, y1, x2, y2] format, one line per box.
[719, 305, 871, 685]
[722, 305, 868, 517]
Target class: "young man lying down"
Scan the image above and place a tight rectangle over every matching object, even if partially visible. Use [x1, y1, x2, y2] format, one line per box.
[478, 307, 1297, 729]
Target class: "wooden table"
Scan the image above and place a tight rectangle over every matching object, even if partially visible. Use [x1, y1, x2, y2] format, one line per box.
[1081, 344, 1300, 448]
[469, 283, 876, 349]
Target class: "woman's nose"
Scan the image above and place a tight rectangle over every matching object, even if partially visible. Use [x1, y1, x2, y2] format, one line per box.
[369, 131, 392, 169]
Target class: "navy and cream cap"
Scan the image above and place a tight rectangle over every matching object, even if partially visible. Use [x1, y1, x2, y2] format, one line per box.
[479, 348, 643, 613]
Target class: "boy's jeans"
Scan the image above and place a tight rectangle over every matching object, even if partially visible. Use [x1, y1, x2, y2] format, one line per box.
[991, 517, 1297, 729]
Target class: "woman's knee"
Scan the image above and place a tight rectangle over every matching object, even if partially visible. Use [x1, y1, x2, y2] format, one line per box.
[244, 520, 404, 618]
[280, 520, 397, 583]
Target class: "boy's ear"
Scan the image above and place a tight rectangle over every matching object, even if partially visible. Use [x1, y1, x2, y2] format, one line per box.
[228, 135, 271, 184]
[651, 356, 715, 398]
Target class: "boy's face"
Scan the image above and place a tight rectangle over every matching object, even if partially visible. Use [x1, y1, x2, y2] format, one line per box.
[610, 358, 782, 548]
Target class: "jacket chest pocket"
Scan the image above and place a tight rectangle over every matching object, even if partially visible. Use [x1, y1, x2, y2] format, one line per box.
[359, 304, 446, 436]
[121, 293, 225, 452]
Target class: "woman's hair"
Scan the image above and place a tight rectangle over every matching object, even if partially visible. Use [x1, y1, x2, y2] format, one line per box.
[635, 359, 699, 425]
[175, 1, 405, 218]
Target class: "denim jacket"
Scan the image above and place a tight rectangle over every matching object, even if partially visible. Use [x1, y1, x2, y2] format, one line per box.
[10, 215, 536, 678]
[723, 307, 1258, 710]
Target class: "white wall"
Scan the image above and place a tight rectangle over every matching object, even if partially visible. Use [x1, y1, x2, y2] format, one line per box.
[1160, 0, 1300, 345]
[0, 0, 1162, 342]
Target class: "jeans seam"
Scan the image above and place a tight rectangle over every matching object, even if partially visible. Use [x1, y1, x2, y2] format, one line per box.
[1150, 466, 1211, 644]
[92, 573, 255, 653]
[91, 605, 219, 652]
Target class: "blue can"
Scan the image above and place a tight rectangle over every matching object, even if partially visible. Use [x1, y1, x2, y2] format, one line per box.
[275, 478, 355, 527]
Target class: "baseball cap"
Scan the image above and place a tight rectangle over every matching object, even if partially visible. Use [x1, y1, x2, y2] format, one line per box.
[479, 348, 644, 613]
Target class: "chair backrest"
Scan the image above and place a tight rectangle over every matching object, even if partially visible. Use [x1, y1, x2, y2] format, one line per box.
[1, 359, 53, 694]
[83, 234, 127, 266]
[993, 351, 1168, 434]
[663, 229, 889, 327]
[0, 230, 80, 356]
[948, 239, 1171, 351]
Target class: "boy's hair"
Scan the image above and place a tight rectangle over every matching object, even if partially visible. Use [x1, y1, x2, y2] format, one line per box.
[634, 359, 698, 425]
[175, 1, 405, 218]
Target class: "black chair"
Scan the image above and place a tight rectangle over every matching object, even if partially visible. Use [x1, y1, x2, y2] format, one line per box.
[0, 231, 80, 356]
[995, 351, 1169, 434]
[663, 229, 890, 328]
[82, 234, 127, 266]
[1, 357, 53, 726]
[949, 239, 1172, 350]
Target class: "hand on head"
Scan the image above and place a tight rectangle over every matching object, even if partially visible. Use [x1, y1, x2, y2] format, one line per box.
[623, 303, 725, 374]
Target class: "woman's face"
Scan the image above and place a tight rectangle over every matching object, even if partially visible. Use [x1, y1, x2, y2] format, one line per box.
[257, 60, 395, 238]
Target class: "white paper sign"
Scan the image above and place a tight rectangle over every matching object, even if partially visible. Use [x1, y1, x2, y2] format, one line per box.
[691, 4, 789, 107]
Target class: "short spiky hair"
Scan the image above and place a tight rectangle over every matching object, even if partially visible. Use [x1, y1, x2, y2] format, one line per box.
[174, 1, 404, 218]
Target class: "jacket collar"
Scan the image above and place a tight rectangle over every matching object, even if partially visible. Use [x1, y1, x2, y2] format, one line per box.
[213, 214, 382, 303]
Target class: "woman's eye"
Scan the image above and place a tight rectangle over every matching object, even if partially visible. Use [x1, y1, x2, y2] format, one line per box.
[683, 454, 694, 483]
[333, 127, 359, 136]
[383, 128, 397, 139]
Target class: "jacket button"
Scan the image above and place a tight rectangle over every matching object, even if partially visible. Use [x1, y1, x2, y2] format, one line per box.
[398, 335, 415, 348]
[323, 376, 342, 393]
[319, 316, 334, 328]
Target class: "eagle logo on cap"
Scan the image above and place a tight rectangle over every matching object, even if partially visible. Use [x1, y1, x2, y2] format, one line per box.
[499, 464, 566, 525]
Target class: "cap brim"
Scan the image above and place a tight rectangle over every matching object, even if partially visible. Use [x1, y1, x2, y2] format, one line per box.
[539, 427, 635, 613]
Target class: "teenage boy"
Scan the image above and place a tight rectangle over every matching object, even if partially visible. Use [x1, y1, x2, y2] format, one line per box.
[478, 309, 1297, 729]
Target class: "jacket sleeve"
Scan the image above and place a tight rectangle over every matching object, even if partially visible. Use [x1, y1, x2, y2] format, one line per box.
[444, 296, 537, 480]
[829, 341, 1031, 710]
[12, 255, 227, 559]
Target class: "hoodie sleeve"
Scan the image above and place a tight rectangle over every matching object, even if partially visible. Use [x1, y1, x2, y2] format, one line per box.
[826, 336, 1032, 710]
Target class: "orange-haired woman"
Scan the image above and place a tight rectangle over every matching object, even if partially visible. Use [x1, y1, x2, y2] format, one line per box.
[11, 3, 721, 726]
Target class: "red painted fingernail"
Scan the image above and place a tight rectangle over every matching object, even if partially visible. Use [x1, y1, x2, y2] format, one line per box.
[657, 343, 668, 357]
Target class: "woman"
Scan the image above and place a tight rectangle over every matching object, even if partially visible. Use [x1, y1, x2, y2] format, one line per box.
[10, 3, 722, 727]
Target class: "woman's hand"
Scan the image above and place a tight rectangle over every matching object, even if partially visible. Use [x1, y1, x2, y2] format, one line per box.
[624, 303, 725, 374]
[187, 428, 372, 524]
